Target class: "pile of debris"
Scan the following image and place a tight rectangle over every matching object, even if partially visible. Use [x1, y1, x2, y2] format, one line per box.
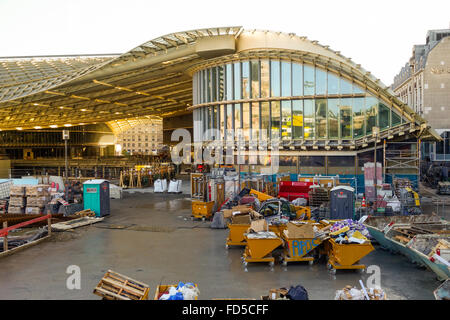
[157, 282, 200, 300]
[335, 285, 386, 300]
[329, 219, 370, 244]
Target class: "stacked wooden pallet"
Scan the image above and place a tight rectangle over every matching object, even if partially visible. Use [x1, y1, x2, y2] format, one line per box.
[0, 200, 7, 214]
[93, 270, 150, 300]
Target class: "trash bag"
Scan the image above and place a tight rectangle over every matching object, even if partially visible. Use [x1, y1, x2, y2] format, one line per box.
[287, 285, 309, 300]
[210, 212, 226, 229]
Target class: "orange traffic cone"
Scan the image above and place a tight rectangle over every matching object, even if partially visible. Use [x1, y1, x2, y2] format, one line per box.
[362, 197, 366, 207]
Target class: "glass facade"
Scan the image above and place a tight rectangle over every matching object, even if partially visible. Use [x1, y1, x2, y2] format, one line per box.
[194, 59, 408, 142]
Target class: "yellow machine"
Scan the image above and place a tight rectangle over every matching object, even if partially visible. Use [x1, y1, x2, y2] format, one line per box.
[405, 187, 420, 206]
[248, 189, 274, 202]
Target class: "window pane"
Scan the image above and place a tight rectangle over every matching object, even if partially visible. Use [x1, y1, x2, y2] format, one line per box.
[379, 102, 390, 130]
[328, 98, 339, 139]
[211, 67, 217, 102]
[292, 100, 303, 139]
[251, 102, 259, 139]
[261, 60, 270, 98]
[226, 64, 233, 100]
[339, 98, 352, 139]
[212, 105, 217, 139]
[392, 110, 401, 126]
[235, 62, 242, 100]
[207, 69, 211, 103]
[271, 101, 281, 139]
[251, 60, 260, 98]
[234, 103, 241, 130]
[220, 104, 225, 140]
[315, 68, 327, 95]
[281, 100, 291, 140]
[366, 96, 378, 135]
[353, 83, 365, 94]
[270, 60, 280, 97]
[227, 104, 233, 139]
[315, 98, 327, 138]
[200, 70, 205, 103]
[292, 63, 303, 96]
[261, 102, 270, 140]
[340, 78, 352, 94]
[304, 64, 314, 95]
[281, 61, 291, 97]
[328, 72, 339, 95]
[218, 66, 225, 101]
[304, 99, 315, 139]
[353, 97, 365, 138]
[241, 61, 249, 99]
[242, 103, 250, 140]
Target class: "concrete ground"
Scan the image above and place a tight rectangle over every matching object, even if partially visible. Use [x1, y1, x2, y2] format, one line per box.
[0, 179, 444, 300]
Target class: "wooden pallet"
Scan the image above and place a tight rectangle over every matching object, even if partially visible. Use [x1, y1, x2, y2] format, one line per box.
[93, 270, 150, 300]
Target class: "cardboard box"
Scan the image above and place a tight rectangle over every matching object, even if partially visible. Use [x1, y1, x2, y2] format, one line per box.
[223, 205, 252, 219]
[231, 213, 251, 224]
[286, 222, 314, 238]
[269, 288, 289, 300]
[248, 219, 268, 233]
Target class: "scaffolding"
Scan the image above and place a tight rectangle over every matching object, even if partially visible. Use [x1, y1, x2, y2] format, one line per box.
[383, 140, 420, 189]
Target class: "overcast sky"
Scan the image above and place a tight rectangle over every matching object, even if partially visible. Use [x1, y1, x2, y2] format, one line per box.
[0, 0, 449, 85]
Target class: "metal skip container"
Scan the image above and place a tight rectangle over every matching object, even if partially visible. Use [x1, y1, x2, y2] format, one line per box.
[83, 179, 110, 217]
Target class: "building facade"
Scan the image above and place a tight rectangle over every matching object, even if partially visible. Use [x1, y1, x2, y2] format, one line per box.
[115, 120, 163, 155]
[392, 28, 450, 161]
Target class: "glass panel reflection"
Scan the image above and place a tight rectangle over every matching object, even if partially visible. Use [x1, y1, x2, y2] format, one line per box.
[304, 64, 314, 95]
[281, 100, 291, 140]
[328, 98, 339, 138]
[271, 101, 281, 139]
[328, 72, 339, 95]
[281, 61, 291, 97]
[392, 110, 401, 127]
[261, 102, 270, 139]
[220, 104, 225, 140]
[353, 97, 365, 138]
[242, 103, 250, 140]
[292, 100, 303, 139]
[315, 99, 327, 138]
[292, 63, 303, 96]
[241, 61, 249, 99]
[251, 102, 259, 139]
[366, 96, 378, 135]
[378, 102, 390, 130]
[226, 64, 233, 100]
[251, 60, 260, 98]
[340, 78, 352, 94]
[261, 60, 270, 98]
[234, 62, 242, 100]
[339, 98, 352, 138]
[218, 66, 225, 101]
[270, 60, 281, 97]
[304, 99, 315, 139]
[227, 104, 233, 139]
[315, 68, 327, 95]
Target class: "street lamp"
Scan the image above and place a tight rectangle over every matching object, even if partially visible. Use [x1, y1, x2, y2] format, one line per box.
[373, 126, 380, 211]
[62, 130, 70, 201]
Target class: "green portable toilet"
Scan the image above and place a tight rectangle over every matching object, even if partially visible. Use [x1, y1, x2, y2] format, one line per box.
[83, 179, 110, 217]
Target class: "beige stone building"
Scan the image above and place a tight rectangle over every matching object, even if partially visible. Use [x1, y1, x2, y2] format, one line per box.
[116, 121, 163, 155]
[392, 28, 450, 161]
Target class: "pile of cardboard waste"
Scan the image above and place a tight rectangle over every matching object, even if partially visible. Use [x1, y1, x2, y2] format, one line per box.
[223, 205, 263, 225]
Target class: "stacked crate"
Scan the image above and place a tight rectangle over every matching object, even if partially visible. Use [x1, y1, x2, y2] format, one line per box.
[8, 185, 27, 214]
[25, 185, 50, 215]
[308, 186, 329, 207]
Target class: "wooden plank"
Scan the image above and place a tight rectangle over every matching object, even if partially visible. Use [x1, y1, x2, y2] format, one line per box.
[94, 287, 131, 300]
[0, 235, 50, 258]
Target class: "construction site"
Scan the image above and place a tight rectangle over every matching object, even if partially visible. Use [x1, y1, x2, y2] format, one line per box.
[0, 26, 449, 301]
